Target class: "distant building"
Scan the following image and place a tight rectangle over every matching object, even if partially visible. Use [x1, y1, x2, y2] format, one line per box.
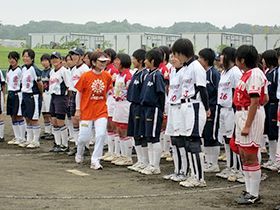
[0, 39, 26, 48]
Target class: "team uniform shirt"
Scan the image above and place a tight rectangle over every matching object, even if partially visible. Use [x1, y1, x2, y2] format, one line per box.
[179, 59, 207, 137]
[21, 64, 42, 94]
[233, 67, 267, 147]
[75, 70, 113, 121]
[218, 66, 242, 108]
[206, 66, 220, 105]
[49, 66, 71, 95]
[41, 68, 51, 92]
[6, 66, 22, 92]
[106, 63, 119, 117]
[266, 67, 278, 102]
[112, 68, 132, 124]
[69, 63, 90, 92]
[158, 63, 169, 81]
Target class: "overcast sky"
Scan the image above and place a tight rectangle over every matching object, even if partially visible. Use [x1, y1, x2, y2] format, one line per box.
[0, 0, 279, 28]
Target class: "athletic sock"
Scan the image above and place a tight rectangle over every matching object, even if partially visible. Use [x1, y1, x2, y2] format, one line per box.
[160, 130, 164, 150]
[172, 146, 179, 174]
[164, 134, 171, 154]
[204, 146, 211, 165]
[192, 152, 204, 180]
[114, 133, 120, 156]
[0, 121, 4, 138]
[248, 164, 261, 197]
[26, 126, 33, 143]
[211, 146, 220, 167]
[18, 120, 26, 140]
[32, 125, 41, 144]
[142, 146, 149, 166]
[269, 140, 277, 162]
[60, 124, 68, 147]
[152, 142, 162, 169]
[179, 147, 188, 175]
[119, 137, 125, 157]
[107, 131, 115, 154]
[124, 137, 132, 160]
[67, 117, 74, 138]
[134, 145, 143, 163]
[12, 121, 20, 139]
[73, 127, 79, 146]
[242, 164, 250, 193]
[148, 142, 154, 166]
[225, 143, 231, 168]
[188, 152, 195, 177]
[53, 126, 61, 146]
[44, 122, 51, 134]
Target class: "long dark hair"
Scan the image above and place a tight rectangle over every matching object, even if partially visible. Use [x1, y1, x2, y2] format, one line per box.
[222, 47, 236, 71]
[8, 51, 20, 70]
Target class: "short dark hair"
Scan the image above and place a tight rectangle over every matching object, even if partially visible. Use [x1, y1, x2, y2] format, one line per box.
[262, 49, 278, 69]
[145, 49, 162, 68]
[65, 53, 73, 61]
[171, 38, 194, 58]
[85, 51, 93, 59]
[116, 53, 131, 69]
[235, 45, 258, 69]
[104, 48, 116, 63]
[90, 51, 108, 68]
[40, 53, 51, 62]
[222, 47, 236, 70]
[132, 49, 146, 67]
[22, 49, 35, 63]
[159, 46, 170, 63]
[8, 51, 20, 61]
[198, 48, 215, 66]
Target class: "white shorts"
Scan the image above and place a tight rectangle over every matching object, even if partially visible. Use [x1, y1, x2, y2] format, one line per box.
[41, 92, 51, 113]
[219, 107, 235, 138]
[112, 100, 130, 124]
[235, 109, 264, 147]
[165, 104, 181, 136]
[106, 94, 115, 117]
[179, 101, 206, 137]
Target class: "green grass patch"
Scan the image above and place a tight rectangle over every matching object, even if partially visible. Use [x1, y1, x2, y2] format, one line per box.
[0, 47, 69, 71]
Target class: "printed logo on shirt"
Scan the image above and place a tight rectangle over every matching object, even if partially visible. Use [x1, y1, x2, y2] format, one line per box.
[133, 80, 139, 85]
[71, 75, 80, 81]
[147, 81, 153, 86]
[81, 123, 89, 127]
[91, 79, 105, 93]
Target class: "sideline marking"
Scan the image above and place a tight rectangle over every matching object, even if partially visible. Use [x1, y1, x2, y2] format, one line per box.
[0, 184, 244, 200]
[0, 153, 51, 157]
[66, 169, 89, 176]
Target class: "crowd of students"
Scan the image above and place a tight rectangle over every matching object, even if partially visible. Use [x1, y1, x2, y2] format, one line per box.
[1, 39, 280, 206]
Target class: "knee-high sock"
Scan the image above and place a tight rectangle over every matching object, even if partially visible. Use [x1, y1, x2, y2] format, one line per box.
[179, 147, 189, 175]
[160, 130, 164, 150]
[188, 152, 195, 177]
[204, 146, 211, 165]
[32, 125, 41, 144]
[119, 137, 125, 157]
[107, 131, 115, 154]
[12, 121, 19, 139]
[248, 164, 261, 197]
[211, 146, 220, 167]
[192, 152, 204, 180]
[44, 122, 51, 134]
[18, 120, 26, 140]
[0, 121, 4, 138]
[114, 133, 120, 156]
[26, 126, 33, 143]
[225, 143, 231, 168]
[124, 137, 132, 160]
[243, 164, 250, 193]
[67, 117, 74, 138]
[60, 124, 68, 147]
[148, 143, 154, 166]
[164, 134, 171, 153]
[134, 140, 143, 163]
[73, 127, 79, 146]
[153, 142, 162, 169]
[142, 146, 149, 165]
[53, 126, 61, 145]
[269, 140, 277, 161]
[172, 146, 179, 174]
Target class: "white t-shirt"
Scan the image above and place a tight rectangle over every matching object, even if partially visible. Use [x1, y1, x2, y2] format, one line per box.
[69, 63, 90, 92]
[7, 67, 21, 92]
[218, 65, 242, 107]
[167, 66, 183, 104]
[49, 66, 71, 95]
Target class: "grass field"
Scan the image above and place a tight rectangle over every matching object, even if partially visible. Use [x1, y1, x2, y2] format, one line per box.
[0, 47, 69, 71]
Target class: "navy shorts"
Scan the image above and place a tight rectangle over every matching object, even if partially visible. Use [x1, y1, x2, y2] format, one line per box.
[171, 136, 186, 148]
[7, 91, 21, 116]
[264, 102, 278, 140]
[50, 94, 68, 118]
[203, 105, 220, 146]
[21, 93, 42, 120]
[139, 106, 163, 138]
[127, 103, 142, 137]
[69, 92, 76, 116]
[185, 137, 202, 153]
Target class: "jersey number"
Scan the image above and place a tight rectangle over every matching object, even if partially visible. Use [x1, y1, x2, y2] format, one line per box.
[171, 95, 177, 102]
[220, 93, 227, 100]
[183, 90, 189, 98]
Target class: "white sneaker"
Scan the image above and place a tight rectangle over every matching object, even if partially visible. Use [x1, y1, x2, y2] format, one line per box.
[216, 167, 231, 179]
[7, 138, 18, 145]
[113, 156, 127, 165]
[15, 138, 26, 145]
[171, 173, 188, 182]
[127, 162, 141, 171]
[101, 152, 111, 160]
[104, 153, 116, 162]
[18, 141, 30, 148]
[180, 177, 206, 187]
[163, 172, 176, 180]
[141, 165, 161, 175]
[115, 158, 133, 166]
[26, 142, 40, 148]
[134, 163, 147, 172]
[90, 162, 103, 170]
[161, 151, 171, 158]
[204, 164, 220, 173]
[267, 162, 280, 171]
[262, 160, 274, 169]
[228, 170, 243, 182]
[166, 156, 173, 162]
[75, 154, 84, 164]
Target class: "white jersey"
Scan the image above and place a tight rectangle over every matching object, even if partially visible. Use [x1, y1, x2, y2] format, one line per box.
[7, 67, 22, 92]
[0, 69, 6, 92]
[218, 66, 242, 107]
[69, 63, 89, 92]
[21, 64, 41, 94]
[49, 66, 71, 95]
[181, 59, 206, 101]
[166, 62, 172, 70]
[167, 66, 183, 104]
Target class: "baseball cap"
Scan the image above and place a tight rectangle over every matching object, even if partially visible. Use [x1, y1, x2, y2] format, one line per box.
[215, 52, 221, 61]
[97, 55, 110, 62]
[50, 51, 62, 59]
[69, 47, 85, 55]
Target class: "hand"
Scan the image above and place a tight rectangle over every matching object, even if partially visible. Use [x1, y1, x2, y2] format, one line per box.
[206, 109, 211, 117]
[74, 110, 81, 121]
[241, 125, 250, 136]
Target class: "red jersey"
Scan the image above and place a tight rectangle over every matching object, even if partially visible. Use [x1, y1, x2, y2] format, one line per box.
[75, 70, 113, 121]
[106, 63, 119, 83]
[233, 67, 267, 107]
[158, 63, 169, 80]
[113, 68, 132, 101]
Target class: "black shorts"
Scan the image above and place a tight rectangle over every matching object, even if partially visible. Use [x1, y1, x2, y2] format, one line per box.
[69, 92, 76, 116]
[7, 91, 21, 116]
[264, 102, 278, 140]
[203, 104, 220, 142]
[127, 103, 142, 137]
[21, 93, 42, 120]
[50, 94, 68, 118]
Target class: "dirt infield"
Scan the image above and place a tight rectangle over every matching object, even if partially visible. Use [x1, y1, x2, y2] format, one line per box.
[0, 114, 279, 210]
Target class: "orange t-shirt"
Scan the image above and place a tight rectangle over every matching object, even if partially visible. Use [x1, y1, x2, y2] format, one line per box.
[75, 70, 113, 121]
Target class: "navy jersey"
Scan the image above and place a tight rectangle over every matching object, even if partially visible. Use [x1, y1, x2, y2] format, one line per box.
[140, 69, 165, 108]
[127, 68, 148, 104]
[41, 67, 51, 92]
[266, 66, 278, 102]
[206, 66, 220, 105]
[21, 64, 42, 94]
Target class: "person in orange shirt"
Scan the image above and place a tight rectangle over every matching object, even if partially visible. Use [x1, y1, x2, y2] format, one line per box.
[74, 51, 113, 170]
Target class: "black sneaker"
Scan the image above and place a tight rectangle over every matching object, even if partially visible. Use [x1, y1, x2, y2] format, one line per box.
[84, 147, 90, 156]
[40, 133, 50, 139]
[45, 134, 55, 140]
[0, 137, 4, 142]
[54, 145, 69, 152]
[68, 147, 77, 156]
[53, 145, 61, 152]
[236, 192, 261, 204]
[49, 142, 58, 152]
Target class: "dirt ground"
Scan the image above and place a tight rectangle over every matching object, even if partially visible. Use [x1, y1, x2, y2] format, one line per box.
[0, 113, 279, 210]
